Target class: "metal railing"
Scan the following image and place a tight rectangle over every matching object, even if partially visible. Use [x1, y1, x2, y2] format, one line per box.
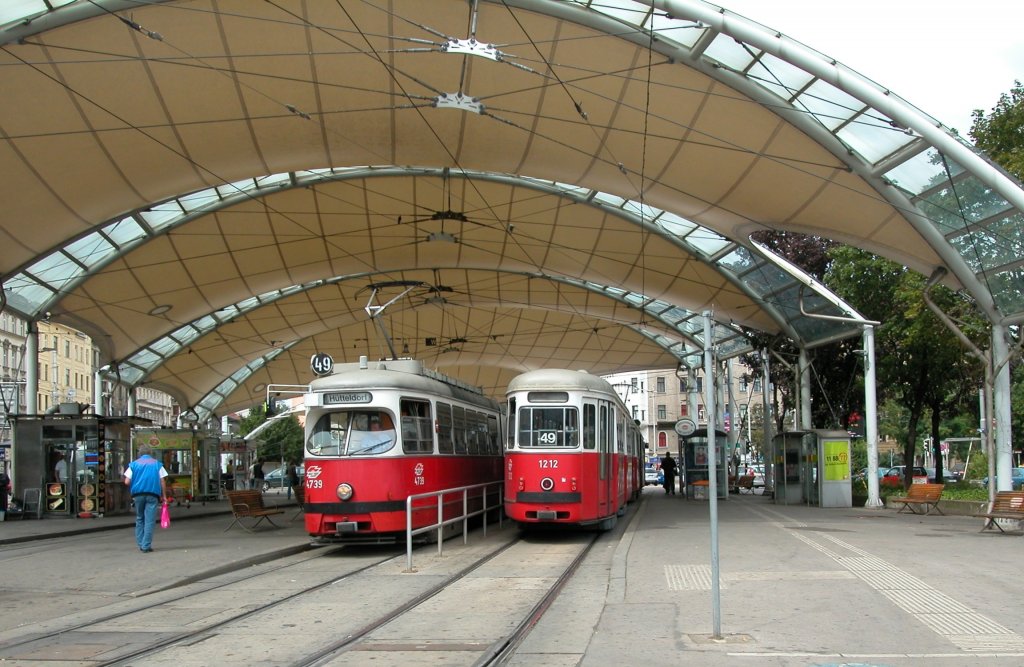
[405, 481, 504, 571]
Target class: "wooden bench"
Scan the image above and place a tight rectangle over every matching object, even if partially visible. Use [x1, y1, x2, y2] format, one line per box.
[889, 482, 944, 515]
[973, 490, 1024, 533]
[224, 489, 285, 532]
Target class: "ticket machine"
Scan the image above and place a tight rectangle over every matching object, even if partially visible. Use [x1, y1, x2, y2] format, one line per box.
[773, 431, 806, 505]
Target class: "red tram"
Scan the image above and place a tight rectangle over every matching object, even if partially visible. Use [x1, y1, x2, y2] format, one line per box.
[302, 357, 503, 543]
[504, 369, 644, 530]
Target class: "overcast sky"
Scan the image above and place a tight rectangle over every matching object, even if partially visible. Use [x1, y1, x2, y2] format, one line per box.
[716, 0, 1024, 136]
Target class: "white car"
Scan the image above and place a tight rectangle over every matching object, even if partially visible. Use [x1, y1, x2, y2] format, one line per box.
[644, 467, 660, 486]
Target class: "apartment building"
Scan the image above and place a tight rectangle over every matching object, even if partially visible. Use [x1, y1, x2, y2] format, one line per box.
[605, 360, 770, 461]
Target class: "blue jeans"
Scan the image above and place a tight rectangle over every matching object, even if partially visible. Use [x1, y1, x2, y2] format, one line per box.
[133, 494, 160, 550]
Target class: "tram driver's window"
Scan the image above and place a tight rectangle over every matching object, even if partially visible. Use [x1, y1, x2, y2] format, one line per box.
[307, 412, 350, 456]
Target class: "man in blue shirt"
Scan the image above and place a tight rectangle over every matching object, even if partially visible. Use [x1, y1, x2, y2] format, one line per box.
[123, 444, 169, 553]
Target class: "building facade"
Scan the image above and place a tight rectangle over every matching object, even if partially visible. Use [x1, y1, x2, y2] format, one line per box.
[134, 386, 177, 428]
[605, 360, 771, 463]
[35, 321, 98, 413]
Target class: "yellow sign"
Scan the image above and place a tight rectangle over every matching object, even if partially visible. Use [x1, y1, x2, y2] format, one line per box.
[823, 440, 850, 481]
[132, 429, 195, 450]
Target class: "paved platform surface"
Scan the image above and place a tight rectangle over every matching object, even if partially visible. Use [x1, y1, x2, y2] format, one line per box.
[1, 486, 1021, 666]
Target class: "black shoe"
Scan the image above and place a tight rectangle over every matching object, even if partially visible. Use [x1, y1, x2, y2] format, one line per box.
[142, 547, 153, 553]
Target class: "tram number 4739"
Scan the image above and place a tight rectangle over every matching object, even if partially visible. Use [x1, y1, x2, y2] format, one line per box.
[538, 459, 559, 469]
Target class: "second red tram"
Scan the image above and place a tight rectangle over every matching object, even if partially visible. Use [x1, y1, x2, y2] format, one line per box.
[504, 369, 644, 530]
[302, 358, 504, 543]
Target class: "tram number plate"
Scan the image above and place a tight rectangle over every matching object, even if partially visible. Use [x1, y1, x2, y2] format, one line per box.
[538, 459, 559, 468]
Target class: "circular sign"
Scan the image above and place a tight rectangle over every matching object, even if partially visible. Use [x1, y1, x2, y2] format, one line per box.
[674, 418, 697, 437]
[311, 352, 334, 376]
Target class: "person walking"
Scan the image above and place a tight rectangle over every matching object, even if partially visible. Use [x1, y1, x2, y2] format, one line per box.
[123, 444, 169, 553]
[661, 453, 677, 495]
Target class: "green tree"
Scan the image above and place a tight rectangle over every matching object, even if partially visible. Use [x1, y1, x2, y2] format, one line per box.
[824, 246, 985, 486]
[255, 415, 304, 463]
[972, 82, 1024, 458]
[235, 403, 304, 464]
[970, 80, 1024, 181]
[237, 403, 268, 437]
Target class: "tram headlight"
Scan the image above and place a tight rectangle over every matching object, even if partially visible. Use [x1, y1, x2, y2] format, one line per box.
[540, 477, 554, 492]
[336, 482, 354, 501]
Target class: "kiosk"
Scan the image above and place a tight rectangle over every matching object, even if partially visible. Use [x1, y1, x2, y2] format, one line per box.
[679, 428, 728, 500]
[132, 429, 199, 506]
[772, 430, 852, 507]
[11, 410, 144, 517]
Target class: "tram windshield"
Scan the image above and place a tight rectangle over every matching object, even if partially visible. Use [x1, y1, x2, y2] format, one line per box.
[517, 407, 578, 448]
[306, 410, 397, 456]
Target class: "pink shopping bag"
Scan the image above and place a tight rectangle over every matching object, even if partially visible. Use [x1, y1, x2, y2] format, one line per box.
[160, 501, 171, 529]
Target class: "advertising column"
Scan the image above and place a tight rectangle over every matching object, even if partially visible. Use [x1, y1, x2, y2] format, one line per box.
[817, 430, 852, 508]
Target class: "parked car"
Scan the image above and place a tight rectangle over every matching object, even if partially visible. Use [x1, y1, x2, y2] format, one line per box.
[923, 467, 959, 484]
[262, 464, 305, 491]
[981, 467, 1024, 490]
[644, 466, 659, 486]
[881, 465, 928, 486]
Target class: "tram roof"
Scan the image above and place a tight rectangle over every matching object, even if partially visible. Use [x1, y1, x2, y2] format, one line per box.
[2, 1, 1023, 421]
[507, 368, 619, 397]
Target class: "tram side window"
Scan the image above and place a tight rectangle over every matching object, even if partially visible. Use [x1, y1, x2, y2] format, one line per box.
[487, 415, 500, 455]
[506, 397, 516, 449]
[307, 412, 349, 456]
[437, 402, 454, 454]
[583, 404, 596, 450]
[466, 410, 480, 455]
[400, 399, 434, 454]
[518, 407, 578, 447]
[599, 404, 609, 479]
[453, 405, 468, 454]
[617, 412, 625, 453]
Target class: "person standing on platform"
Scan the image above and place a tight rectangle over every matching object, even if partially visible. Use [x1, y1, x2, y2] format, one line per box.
[0, 469, 10, 521]
[285, 460, 300, 500]
[661, 453, 677, 495]
[123, 444, 169, 553]
[251, 459, 265, 490]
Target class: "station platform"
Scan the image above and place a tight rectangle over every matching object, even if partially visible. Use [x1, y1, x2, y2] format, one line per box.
[1, 486, 1022, 666]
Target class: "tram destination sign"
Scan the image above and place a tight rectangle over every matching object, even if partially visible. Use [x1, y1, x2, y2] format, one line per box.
[323, 391, 372, 405]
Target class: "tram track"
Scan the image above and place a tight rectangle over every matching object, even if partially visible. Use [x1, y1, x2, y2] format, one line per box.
[93, 545, 406, 667]
[0, 543, 387, 663]
[289, 529, 604, 667]
[1, 506, 634, 665]
[117, 504, 632, 666]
